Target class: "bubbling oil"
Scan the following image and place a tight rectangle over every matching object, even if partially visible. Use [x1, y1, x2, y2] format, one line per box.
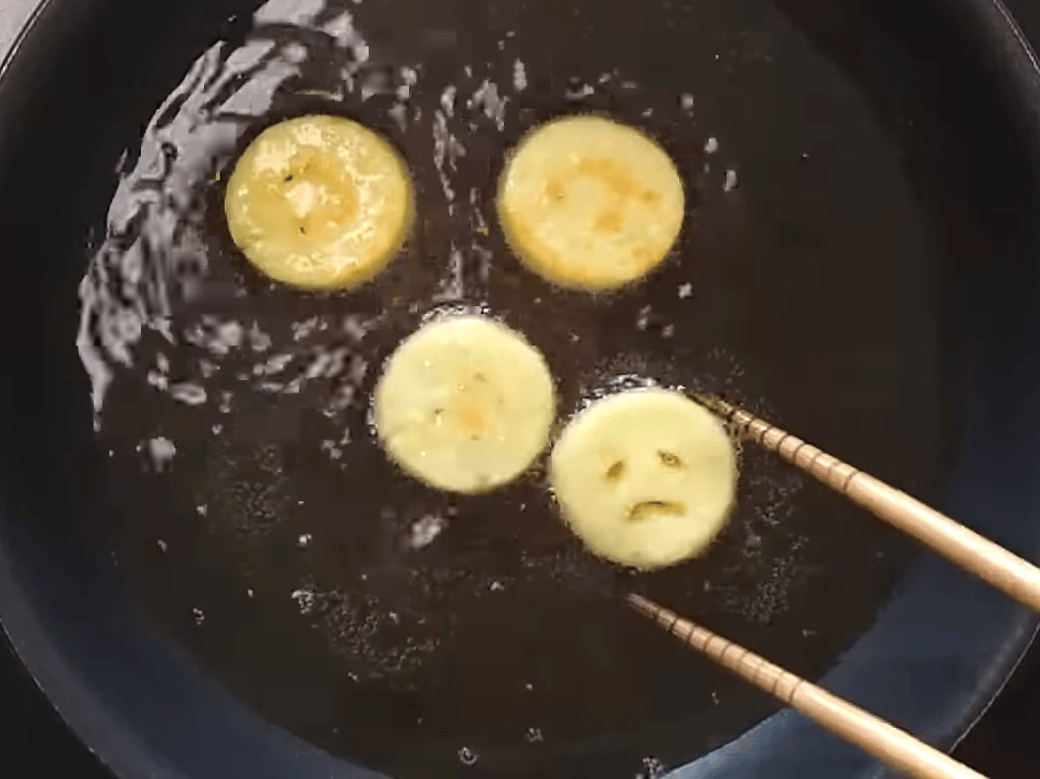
[74, 0, 927, 776]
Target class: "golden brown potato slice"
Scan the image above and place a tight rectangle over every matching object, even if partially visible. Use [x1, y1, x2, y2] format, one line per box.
[225, 115, 412, 290]
[498, 116, 685, 291]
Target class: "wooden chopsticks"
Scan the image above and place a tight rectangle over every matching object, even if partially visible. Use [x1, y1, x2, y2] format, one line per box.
[694, 394, 1040, 614]
[625, 593, 987, 779]
[620, 394, 1040, 778]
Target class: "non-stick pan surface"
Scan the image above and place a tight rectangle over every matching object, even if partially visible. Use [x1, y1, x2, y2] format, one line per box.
[2, 0, 1040, 777]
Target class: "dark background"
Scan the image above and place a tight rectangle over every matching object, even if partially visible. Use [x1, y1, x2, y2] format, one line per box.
[3, 0, 1040, 776]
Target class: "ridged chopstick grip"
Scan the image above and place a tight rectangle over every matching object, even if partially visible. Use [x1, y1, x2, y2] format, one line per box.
[697, 395, 1040, 614]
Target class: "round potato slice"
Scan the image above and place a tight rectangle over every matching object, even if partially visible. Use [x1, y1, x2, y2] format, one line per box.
[224, 115, 413, 290]
[373, 315, 556, 494]
[497, 115, 685, 291]
[550, 388, 737, 570]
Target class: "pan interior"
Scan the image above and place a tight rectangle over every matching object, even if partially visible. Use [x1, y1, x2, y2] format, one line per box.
[13, 0, 1030, 776]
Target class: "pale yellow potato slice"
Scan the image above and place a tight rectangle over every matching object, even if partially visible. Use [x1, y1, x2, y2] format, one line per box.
[550, 388, 737, 570]
[224, 115, 412, 290]
[373, 315, 556, 494]
[497, 115, 685, 291]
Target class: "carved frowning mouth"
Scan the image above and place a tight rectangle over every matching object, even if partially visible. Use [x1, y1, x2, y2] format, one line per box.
[627, 500, 685, 521]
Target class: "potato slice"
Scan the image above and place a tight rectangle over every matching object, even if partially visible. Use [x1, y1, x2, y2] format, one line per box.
[550, 388, 737, 569]
[225, 115, 412, 290]
[373, 315, 556, 494]
[497, 115, 685, 291]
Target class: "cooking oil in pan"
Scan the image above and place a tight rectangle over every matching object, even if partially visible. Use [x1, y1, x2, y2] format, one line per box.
[74, 0, 943, 776]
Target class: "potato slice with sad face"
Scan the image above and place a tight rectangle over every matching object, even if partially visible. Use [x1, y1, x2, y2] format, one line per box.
[224, 115, 413, 290]
[550, 388, 738, 570]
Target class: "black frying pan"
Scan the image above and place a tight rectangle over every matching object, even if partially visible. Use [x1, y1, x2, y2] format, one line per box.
[2, 0, 1040, 777]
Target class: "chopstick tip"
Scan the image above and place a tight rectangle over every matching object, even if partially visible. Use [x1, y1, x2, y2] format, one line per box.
[687, 392, 732, 419]
[624, 592, 667, 623]
[624, 591, 651, 611]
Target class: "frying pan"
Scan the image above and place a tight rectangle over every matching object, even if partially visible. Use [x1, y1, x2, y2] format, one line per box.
[2, 0, 1040, 777]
